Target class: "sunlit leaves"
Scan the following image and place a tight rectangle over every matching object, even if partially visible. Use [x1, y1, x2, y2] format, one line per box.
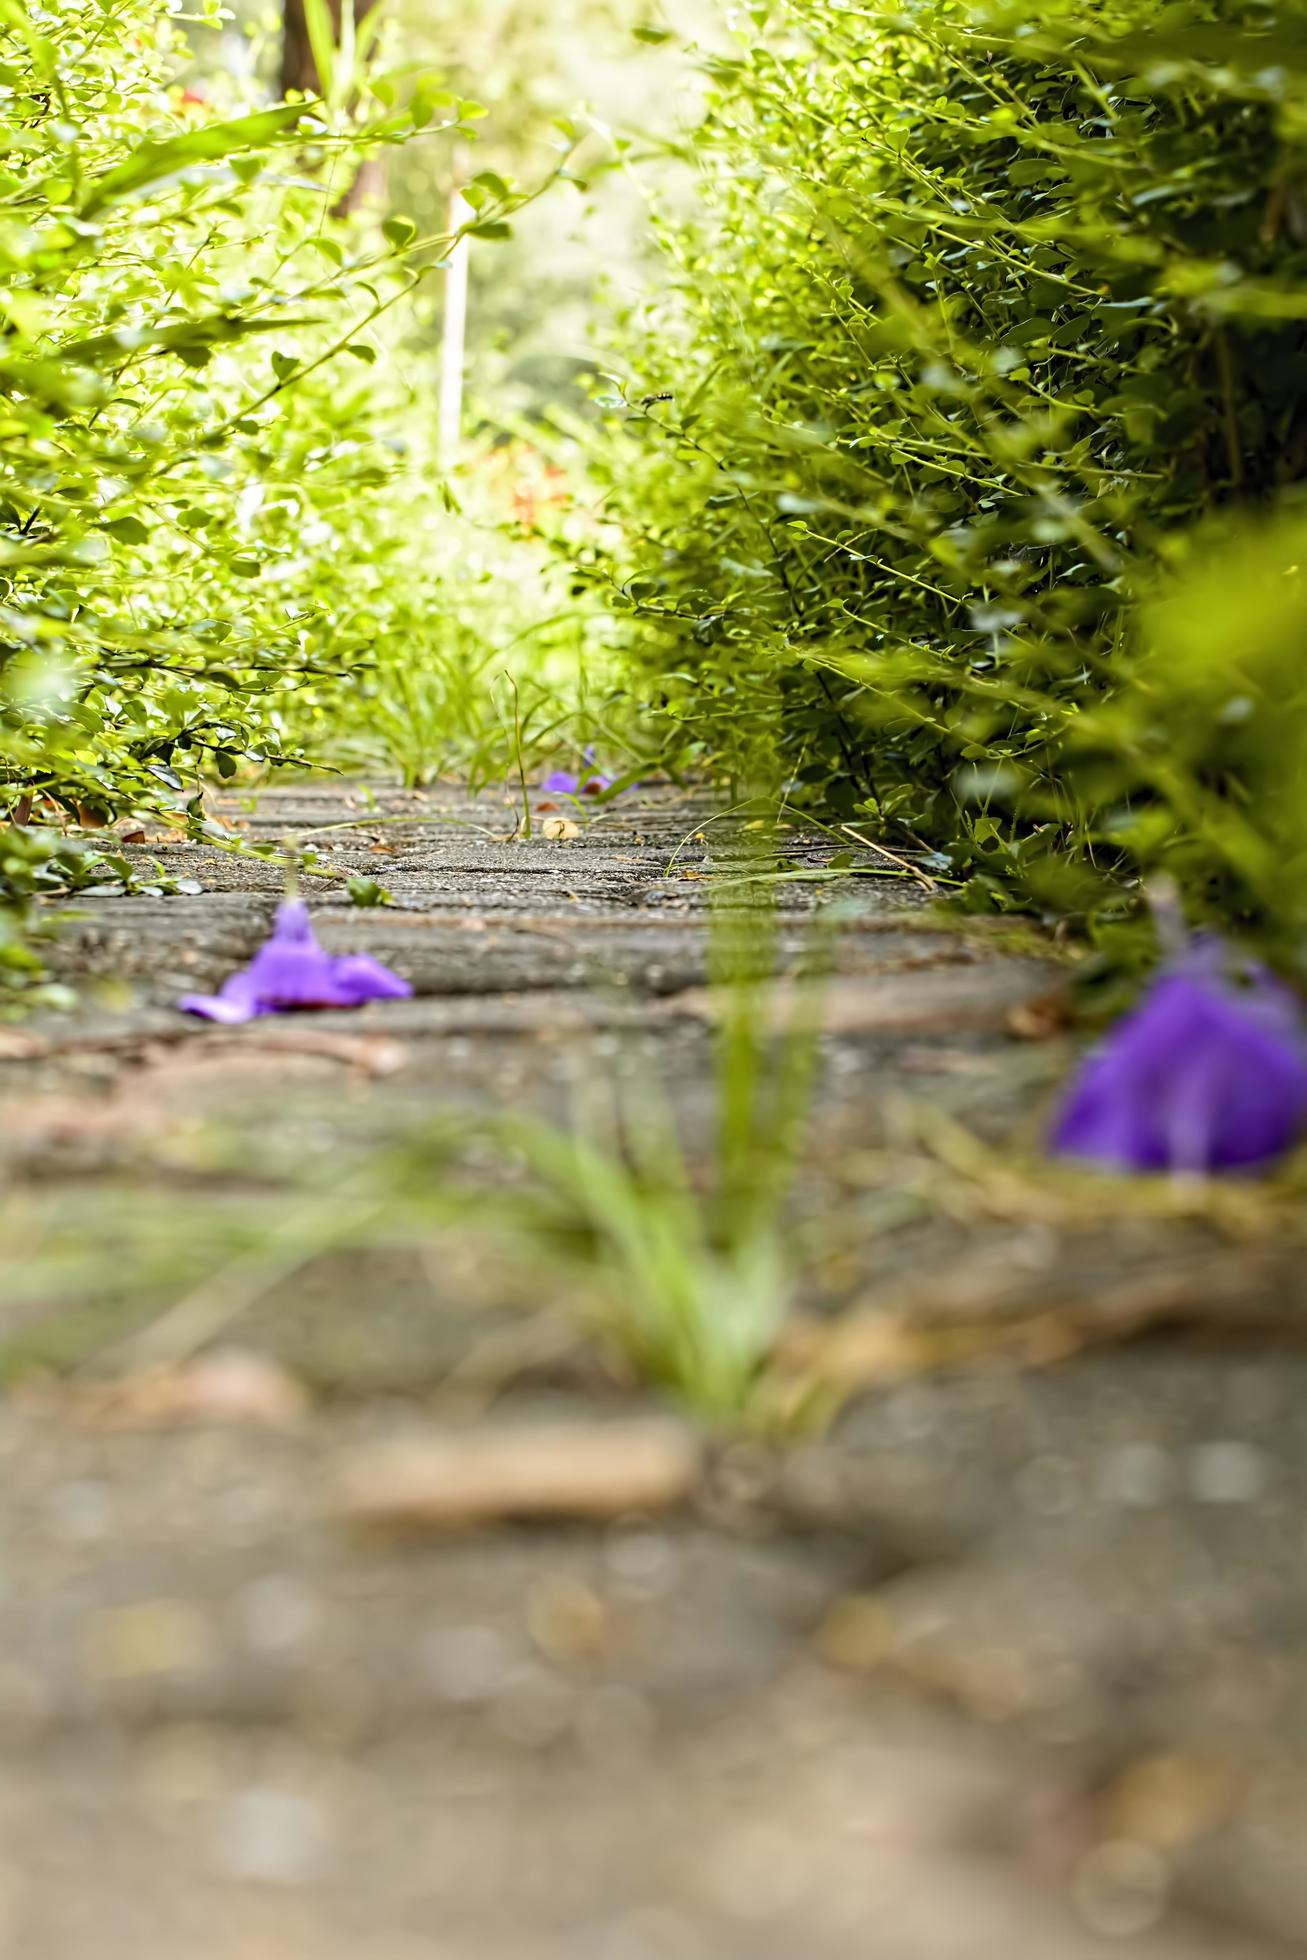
[596, 0, 1307, 947]
[0, 0, 475, 990]
[79, 105, 308, 217]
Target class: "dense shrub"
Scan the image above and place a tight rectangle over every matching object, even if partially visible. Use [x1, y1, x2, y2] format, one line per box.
[0, 0, 509, 993]
[591, 0, 1307, 944]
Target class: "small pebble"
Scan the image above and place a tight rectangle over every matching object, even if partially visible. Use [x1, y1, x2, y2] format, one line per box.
[1188, 1440, 1268, 1505]
[1071, 1839, 1169, 1938]
[489, 1661, 578, 1747]
[605, 1526, 677, 1597]
[211, 1786, 329, 1887]
[1097, 1443, 1174, 1510]
[48, 1479, 113, 1544]
[237, 1574, 322, 1656]
[1015, 1452, 1078, 1517]
[420, 1624, 514, 1703]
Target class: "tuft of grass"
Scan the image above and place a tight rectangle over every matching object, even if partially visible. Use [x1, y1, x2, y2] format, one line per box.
[449, 884, 829, 1419]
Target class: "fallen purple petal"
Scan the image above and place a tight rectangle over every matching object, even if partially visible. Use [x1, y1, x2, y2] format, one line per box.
[539, 767, 615, 797]
[179, 899, 412, 1024]
[1049, 934, 1307, 1174]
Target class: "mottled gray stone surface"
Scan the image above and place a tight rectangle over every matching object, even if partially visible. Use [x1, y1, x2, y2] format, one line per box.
[0, 782, 1303, 1957]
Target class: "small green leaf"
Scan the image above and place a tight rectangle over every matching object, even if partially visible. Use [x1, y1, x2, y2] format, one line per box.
[100, 514, 148, 544]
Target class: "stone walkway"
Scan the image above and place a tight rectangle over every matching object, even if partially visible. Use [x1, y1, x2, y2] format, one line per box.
[2, 783, 1305, 1958]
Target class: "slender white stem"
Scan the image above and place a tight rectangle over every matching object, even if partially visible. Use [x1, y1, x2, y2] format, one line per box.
[439, 187, 472, 468]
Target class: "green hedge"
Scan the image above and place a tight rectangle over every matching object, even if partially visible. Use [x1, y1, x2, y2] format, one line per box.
[592, 0, 1307, 943]
[0, 0, 503, 994]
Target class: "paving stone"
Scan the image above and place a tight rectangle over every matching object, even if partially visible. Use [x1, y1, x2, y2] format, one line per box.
[0, 781, 1300, 1956]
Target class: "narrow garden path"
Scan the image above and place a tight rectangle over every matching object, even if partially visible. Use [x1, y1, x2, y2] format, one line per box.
[2, 784, 1305, 1958]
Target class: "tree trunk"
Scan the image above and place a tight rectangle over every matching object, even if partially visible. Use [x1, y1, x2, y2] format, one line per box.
[279, 0, 315, 97]
[280, 0, 380, 98]
[280, 0, 386, 210]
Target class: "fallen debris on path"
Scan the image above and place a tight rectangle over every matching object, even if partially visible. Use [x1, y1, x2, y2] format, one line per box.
[337, 1417, 703, 1533]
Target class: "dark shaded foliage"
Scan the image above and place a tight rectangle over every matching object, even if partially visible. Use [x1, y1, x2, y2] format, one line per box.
[590, 0, 1307, 945]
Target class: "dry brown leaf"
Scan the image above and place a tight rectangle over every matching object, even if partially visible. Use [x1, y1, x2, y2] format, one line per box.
[56, 1349, 308, 1431]
[775, 1233, 1304, 1405]
[818, 1594, 898, 1673]
[1007, 987, 1072, 1040]
[819, 1592, 1040, 1722]
[1100, 1753, 1243, 1852]
[776, 1308, 1086, 1396]
[525, 1574, 618, 1662]
[0, 1029, 50, 1062]
[114, 819, 186, 844]
[337, 1417, 702, 1533]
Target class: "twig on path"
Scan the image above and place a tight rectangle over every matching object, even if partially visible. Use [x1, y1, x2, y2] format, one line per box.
[662, 794, 776, 877]
[839, 823, 938, 894]
[503, 674, 533, 841]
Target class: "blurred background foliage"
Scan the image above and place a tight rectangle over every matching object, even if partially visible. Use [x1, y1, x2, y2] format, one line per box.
[3, 0, 1307, 999]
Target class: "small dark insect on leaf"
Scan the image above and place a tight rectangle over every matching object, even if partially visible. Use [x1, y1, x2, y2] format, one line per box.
[640, 392, 674, 406]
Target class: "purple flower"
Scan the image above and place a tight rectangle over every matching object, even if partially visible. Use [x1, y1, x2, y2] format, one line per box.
[178, 899, 412, 1024]
[539, 768, 613, 797]
[1050, 936, 1307, 1174]
[539, 744, 615, 798]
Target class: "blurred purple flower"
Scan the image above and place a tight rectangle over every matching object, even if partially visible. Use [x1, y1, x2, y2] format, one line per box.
[178, 899, 412, 1024]
[540, 768, 613, 796]
[540, 744, 614, 798]
[1050, 936, 1307, 1174]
